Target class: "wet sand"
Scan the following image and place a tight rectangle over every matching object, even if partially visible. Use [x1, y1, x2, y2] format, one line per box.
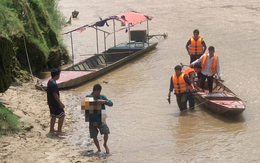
[0, 78, 107, 163]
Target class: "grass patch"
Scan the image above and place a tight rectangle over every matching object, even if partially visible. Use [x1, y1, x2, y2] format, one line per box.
[41, 0, 66, 30]
[0, 103, 20, 135]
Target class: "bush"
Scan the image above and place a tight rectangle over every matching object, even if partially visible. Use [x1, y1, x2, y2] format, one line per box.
[0, 103, 20, 135]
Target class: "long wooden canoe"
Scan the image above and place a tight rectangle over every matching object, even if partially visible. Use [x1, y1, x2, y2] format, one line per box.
[193, 78, 246, 115]
[36, 42, 158, 90]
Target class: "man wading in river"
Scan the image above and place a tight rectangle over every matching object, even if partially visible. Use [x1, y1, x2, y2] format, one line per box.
[168, 65, 195, 112]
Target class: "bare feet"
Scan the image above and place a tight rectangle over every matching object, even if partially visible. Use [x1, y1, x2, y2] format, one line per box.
[103, 144, 110, 154]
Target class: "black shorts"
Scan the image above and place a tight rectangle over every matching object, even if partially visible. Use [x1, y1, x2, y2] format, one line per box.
[89, 123, 110, 138]
[49, 106, 65, 118]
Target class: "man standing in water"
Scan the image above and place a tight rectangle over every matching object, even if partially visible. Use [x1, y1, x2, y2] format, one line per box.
[86, 84, 113, 154]
[168, 65, 195, 112]
[186, 29, 207, 63]
[190, 46, 222, 93]
[184, 63, 203, 110]
[47, 68, 66, 136]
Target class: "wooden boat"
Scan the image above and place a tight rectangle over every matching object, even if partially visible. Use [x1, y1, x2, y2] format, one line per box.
[36, 11, 167, 90]
[36, 42, 158, 90]
[193, 77, 246, 115]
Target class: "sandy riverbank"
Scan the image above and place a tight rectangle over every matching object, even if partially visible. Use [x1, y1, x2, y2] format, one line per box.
[0, 78, 106, 163]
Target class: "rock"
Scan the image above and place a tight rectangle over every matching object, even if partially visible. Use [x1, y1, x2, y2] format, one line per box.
[0, 35, 15, 93]
[21, 122, 34, 131]
[72, 10, 79, 18]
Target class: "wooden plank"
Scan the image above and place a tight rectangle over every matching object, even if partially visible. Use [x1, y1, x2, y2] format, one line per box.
[78, 64, 86, 70]
[82, 62, 90, 70]
[86, 60, 94, 68]
[90, 58, 99, 67]
[73, 66, 80, 70]
[98, 55, 106, 64]
[205, 96, 238, 101]
[95, 56, 103, 65]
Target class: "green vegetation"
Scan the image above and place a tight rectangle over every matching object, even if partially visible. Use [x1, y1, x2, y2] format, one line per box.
[0, 0, 71, 93]
[42, 0, 66, 30]
[0, 0, 69, 135]
[0, 103, 20, 135]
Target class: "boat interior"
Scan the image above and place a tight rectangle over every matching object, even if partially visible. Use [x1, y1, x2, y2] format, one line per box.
[65, 30, 151, 71]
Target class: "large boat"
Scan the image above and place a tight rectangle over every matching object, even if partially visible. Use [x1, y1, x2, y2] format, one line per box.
[193, 77, 246, 115]
[36, 11, 167, 90]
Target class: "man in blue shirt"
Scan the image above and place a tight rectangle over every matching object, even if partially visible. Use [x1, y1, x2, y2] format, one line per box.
[86, 84, 113, 154]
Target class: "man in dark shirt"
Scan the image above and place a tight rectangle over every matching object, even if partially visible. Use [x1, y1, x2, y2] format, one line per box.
[168, 65, 195, 112]
[47, 68, 66, 136]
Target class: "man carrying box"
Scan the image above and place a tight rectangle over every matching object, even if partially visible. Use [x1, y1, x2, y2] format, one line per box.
[84, 84, 113, 154]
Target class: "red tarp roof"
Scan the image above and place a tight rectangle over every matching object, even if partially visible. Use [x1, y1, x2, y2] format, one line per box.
[63, 11, 152, 35]
[116, 11, 152, 26]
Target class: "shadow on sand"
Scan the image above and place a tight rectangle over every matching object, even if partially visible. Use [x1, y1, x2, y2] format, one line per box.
[45, 132, 67, 139]
[80, 150, 110, 158]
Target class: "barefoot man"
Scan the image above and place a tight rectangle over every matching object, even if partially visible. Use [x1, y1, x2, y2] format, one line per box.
[86, 84, 113, 154]
[47, 68, 66, 136]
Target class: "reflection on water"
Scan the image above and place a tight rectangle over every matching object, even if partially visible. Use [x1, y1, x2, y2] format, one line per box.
[59, 0, 260, 162]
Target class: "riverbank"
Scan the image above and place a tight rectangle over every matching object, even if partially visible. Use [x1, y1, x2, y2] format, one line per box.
[0, 78, 103, 163]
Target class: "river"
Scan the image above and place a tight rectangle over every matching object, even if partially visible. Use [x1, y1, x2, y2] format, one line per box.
[59, 0, 260, 162]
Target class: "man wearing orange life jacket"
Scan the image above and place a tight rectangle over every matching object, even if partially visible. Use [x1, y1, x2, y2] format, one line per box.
[184, 63, 202, 110]
[190, 46, 222, 93]
[168, 65, 195, 112]
[186, 29, 207, 64]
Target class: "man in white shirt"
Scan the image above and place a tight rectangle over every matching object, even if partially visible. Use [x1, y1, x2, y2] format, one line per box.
[190, 46, 222, 93]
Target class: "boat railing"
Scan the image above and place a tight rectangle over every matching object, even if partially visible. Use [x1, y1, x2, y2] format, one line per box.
[147, 33, 168, 40]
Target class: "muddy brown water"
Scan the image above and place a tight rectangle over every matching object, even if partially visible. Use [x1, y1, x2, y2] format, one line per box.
[58, 0, 260, 162]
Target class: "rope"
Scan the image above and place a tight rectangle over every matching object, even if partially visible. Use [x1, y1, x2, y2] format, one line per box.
[23, 35, 33, 80]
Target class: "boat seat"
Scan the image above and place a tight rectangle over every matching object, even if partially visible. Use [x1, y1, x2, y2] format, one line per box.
[94, 65, 106, 68]
[205, 93, 238, 101]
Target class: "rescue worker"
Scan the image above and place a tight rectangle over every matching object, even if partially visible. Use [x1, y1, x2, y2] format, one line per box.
[186, 29, 207, 63]
[168, 65, 195, 112]
[190, 46, 222, 93]
[184, 63, 202, 110]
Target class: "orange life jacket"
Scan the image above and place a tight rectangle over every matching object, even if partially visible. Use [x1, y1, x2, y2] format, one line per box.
[201, 53, 219, 75]
[184, 67, 195, 89]
[172, 73, 187, 94]
[189, 36, 203, 55]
